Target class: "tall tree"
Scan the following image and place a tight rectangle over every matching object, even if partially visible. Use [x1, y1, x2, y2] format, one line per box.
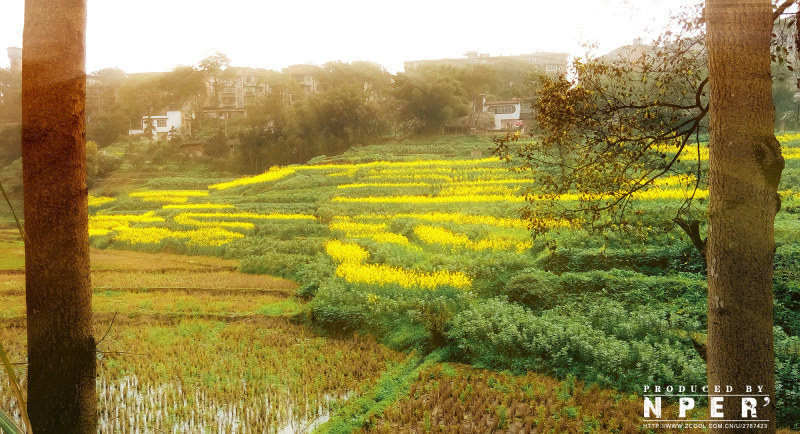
[0, 67, 22, 123]
[22, 0, 95, 432]
[118, 75, 168, 139]
[706, 0, 781, 430]
[199, 52, 231, 120]
[162, 65, 206, 130]
[393, 65, 470, 135]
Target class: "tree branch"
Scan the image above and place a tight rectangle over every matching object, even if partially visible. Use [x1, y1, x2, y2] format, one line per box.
[774, 0, 796, 21]
[673, 217, 707, 260]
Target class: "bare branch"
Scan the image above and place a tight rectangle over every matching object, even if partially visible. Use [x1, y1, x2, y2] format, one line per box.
[774, 0, 797, 21]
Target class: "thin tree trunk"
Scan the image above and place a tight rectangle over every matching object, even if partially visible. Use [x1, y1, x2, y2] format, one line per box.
[706, 0, 782, 432]
[22, 0, 95, 432]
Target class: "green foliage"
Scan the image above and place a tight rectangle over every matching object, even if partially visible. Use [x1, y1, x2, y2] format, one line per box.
[774, 245, 800, 335]
[392, 66, 471, 136]
[293, 254, 334, 299]
[775, 327, 800, 429]
[239, 252, 312, 278]
[493, 7, 708, 235]
[79, 133, 800, 431]
[503, 268, 706, 309]
[536, 245, 704, 275]
[447, 298, 706, 390]
[86, 141, 99, 187]
[310, 280, 370, 334]
[0, 409, 22, 434]
[0, 124, 21, 168]
[501, 270, 562, 311]
[87, 109, 129, 147]
[310, 277, 471, 351]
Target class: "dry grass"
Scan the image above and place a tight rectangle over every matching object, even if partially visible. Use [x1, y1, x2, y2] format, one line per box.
[92, 290, 298, 317]
[1, 319, 403, 433]
[0, 231, 240, 273]
[89, 248, 239, 272]
[364, 363, 708, 434]
[91, 270, 296, 291]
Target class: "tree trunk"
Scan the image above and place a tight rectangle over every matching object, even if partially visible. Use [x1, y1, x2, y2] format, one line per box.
[706, 0, 782, 432]
[22, 0, 95, 432]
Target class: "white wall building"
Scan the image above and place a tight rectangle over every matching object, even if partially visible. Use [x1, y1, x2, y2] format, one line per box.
[483, 100, 523, 130]
[128, 110, 183, 138]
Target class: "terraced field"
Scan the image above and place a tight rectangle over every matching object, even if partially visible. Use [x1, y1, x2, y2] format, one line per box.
[1, 134, 799, 432]
[0, 241, 404, 433]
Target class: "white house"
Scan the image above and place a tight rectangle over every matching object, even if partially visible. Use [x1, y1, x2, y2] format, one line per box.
[128, 110, 183, 139]
[482, 99, 523, 130]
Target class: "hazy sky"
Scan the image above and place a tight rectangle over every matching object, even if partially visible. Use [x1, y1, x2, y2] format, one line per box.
[1, 0, 696, 74]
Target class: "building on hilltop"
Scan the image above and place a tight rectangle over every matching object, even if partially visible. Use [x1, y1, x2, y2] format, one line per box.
[282, 64, 323, 102]
[403, 51, 569, 74]
[127, 110, 184, 139]
[204, 67, 273, 120]
[476, 95, 533, 131]
[598, 38, 650, 64]
[7, 47, 21, 73]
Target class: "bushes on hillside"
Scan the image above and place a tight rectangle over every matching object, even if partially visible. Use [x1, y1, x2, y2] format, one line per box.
[775, 327, 800, 429]
[447, 298, 706, 390]
[500, 269, 706, 311]
[239, 252, 312, 278]
[310, 279, 471, 351]
[774, 245, 800, 336]
[537, 245, 705, 275]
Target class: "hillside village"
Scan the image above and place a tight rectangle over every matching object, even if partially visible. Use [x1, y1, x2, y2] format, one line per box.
[2, 48, 571, 141]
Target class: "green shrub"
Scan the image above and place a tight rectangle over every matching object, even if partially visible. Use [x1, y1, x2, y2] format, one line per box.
[310, 280, 368, 334]
[775, 327, 800, 429]
[447, 298, 706, 390]
[500, 269, 706, 313]
[774, 246, 800, 336]
[501, 270, 561, 311]
[292, 254, 334, 299]
[536, 246, 703, 275]
[239, 252, 311, 277]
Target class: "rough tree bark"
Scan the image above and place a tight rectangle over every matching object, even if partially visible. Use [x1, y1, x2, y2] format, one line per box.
[22, 0, 95, 432]
[706, 0, 783, 432]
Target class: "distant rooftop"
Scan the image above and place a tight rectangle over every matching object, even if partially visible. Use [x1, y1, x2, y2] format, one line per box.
[403, 52, 569, 71]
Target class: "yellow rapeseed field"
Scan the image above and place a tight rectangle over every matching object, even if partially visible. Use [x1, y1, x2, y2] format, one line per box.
[88, 195, 116, 207]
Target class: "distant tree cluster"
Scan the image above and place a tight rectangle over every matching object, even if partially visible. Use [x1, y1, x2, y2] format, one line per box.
[63, 54, 553, 175]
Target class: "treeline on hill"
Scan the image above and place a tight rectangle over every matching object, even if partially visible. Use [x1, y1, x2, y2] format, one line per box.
[1, 55, 544, 186]
[3, 51, 800, 183]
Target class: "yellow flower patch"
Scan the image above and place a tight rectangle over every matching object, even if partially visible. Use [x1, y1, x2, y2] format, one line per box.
[325, 240, 370, 264]
[332, 194, 525, 204]
[334, 262, 472, 289]
[114, 226, 244, 246]
[353, 212, 532, 229]
[208, 167, 296, 190]
[89, 212, 165, 231]
[174, 212, 316, 230]
[162, 203, 236, 210]
[414, 225, 532, 253]
[337, 182, 432, 189]
[88, 196, 116, 207]
[130, 190, 210, 197]
[141, 196, 189, 204]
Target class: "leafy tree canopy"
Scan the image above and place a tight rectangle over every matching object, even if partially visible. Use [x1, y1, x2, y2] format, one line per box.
[494, 1, 796, 248]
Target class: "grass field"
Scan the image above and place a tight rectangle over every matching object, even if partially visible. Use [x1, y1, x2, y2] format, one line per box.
[1, 134, 800, 432]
